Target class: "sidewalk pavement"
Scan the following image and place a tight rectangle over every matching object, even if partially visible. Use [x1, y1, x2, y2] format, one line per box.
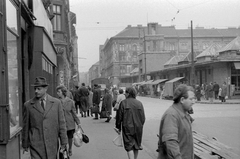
[144, 94, 240, 104]
[21, 113, 154, 159]
[196, 96, 240, 104]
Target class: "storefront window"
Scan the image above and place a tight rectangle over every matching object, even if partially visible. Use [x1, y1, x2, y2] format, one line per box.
[7, 30, 20, 135]
[6, 0, 20, 135]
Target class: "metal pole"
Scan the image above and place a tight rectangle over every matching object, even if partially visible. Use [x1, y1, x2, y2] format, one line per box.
[143, 29, 147, 81]
[138, 27, 141, 82]
[191, 21, 195, 86]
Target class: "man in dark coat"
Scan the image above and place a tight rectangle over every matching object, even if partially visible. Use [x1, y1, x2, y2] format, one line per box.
[73, 86, 81, 114]
[115, 87, 145, 159]
[78, 83, 89, 117]
[92, 84, 101, 119]
[102, 88, 113, 122]
[213, 82, 220, 99]
[22, 77, 68, 159]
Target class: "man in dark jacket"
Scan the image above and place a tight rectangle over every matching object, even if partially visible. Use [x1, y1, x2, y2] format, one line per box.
[158, 84, 195, 159]
[92, 84, 101, 119]
[78, 83, 89, 117]
[213, 82, 220, 99]
[73, 86, 81, 114]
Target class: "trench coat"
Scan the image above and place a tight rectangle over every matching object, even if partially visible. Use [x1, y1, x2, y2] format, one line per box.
[102, 93, 113, 115]
[22, 94, 68, 159]
[62, 97, 80, 130]
[115, 98, 145, 151]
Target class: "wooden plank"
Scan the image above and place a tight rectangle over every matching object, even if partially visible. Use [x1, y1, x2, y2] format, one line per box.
[193, 131, 240, 159]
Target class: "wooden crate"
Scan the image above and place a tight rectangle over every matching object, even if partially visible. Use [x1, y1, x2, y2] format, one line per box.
[193, 131, 239, 159]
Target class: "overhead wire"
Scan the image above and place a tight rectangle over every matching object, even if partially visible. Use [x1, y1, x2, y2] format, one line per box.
[165, 0, 216, 22]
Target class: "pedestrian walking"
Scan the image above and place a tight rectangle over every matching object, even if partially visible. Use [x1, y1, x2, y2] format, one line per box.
[56, 85, 81, 156]
[78, 83, 89, 117]
[208, 82, 214, 102]
[195, 84, 201, 101]
[220, 82, 227, 102]
[115, 87, 145, 159]
[73, 86, 81, 114]
[92, 84, 101, 120]
[22, 77, 68, 159]
[101, 88, 113, 122]
[213, 82, 220, 99]
[157, 84, 195, 159]
[114, 88, 126, 119]
[88, 86, 93, 117]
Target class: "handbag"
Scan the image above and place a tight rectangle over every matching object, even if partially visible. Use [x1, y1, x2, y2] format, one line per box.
[82, 134, 89, 143]
[78, 125, 89, 144]
[91, 104, 100, 113]
[100, 107, 109, 118]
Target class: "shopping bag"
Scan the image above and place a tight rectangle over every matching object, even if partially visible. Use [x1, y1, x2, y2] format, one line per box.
[91, 105, 100, 113]
[73, 129, 83, 147]
[100, 107, 109, 118]
[113, 134, 123, 147]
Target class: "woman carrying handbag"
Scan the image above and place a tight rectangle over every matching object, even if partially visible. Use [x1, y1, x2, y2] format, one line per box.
[56, 85, 81, 156]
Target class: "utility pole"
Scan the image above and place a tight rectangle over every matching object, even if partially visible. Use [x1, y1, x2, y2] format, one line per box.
[191, 21, 195, 86]
[143, 28, 147, 81]
[138, 27, 141, 82]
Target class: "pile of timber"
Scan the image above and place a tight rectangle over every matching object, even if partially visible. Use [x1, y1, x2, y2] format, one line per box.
[193, 131, 239, 159]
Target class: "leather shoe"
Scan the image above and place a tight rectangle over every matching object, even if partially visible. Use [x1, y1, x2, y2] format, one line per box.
[105, 117, 112, 122]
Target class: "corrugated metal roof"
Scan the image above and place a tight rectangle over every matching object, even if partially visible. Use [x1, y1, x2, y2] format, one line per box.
[196, 43, 224, 58]
[219, 36, 240, 53]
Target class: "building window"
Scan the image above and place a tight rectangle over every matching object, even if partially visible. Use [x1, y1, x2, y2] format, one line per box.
[42, 56, 53, 74]
[52, 5, 62, 31]
[165, 42, 175, 51]
[194, 42, 199, 50]
[180, 42, 188, 50]
[133, 44, 137, 51]
[119, 44, 124, 51]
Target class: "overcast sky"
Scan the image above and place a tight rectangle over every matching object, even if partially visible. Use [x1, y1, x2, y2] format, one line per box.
[70, 0, 240, 72]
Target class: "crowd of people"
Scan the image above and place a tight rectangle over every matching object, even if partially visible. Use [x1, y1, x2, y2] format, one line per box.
[194, 81, 228, 102]
[23, 76, 231, 159]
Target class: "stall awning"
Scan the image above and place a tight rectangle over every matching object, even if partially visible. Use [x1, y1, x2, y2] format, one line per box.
[143, 80, 153, 85]
[151, 79, 168, 85]
[234, 62, 240, 69]
[165, 77, 185, 84]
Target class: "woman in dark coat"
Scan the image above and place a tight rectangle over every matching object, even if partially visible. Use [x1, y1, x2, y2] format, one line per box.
[115, 87, 146, 159]
[102, 88, 113, 122]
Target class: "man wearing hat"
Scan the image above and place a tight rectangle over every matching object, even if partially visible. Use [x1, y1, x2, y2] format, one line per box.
[22, 77, 68, 159]
[92, 84, 101, 119]
[157, 84, 195, 159]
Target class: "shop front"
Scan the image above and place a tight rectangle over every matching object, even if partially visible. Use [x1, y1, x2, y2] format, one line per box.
[0, 0, 22, 158]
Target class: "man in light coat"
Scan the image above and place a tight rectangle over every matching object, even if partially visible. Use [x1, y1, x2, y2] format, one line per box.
[22, 77, 68, 159]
